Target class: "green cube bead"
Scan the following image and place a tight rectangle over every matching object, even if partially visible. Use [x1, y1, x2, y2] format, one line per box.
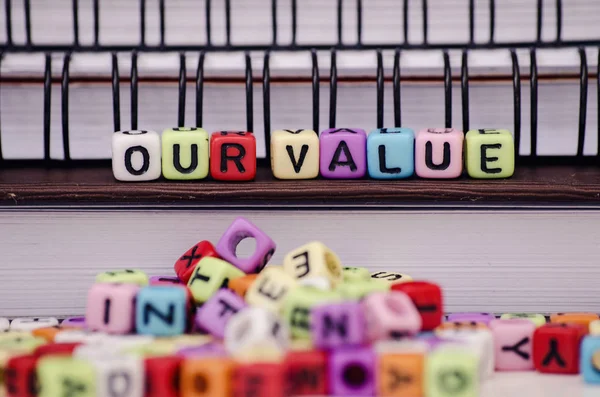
[425, 347, 479, 397]
[500, 313, 546, 327]
[187, 257, 245, 304]
[342, 266, 371, 282]
[96, 269, 148, 286]
[0, 334, 46, 353]
[281, 286, 342, 339]
[37, 357, 96, 397]
[336, 280, 390, 300]
[161, 127, 210, 180]
[465, 129, 515, 179]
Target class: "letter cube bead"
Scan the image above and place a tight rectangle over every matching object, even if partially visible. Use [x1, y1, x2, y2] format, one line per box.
[195, 288, 247, 338]
[144, 356, 182, 397]
[342, 266, 371, 282]
[161, 127, 209, 180]
[149, 275, 181, 285]
[533, 323, 587, 374]
[270, 129, 320, 179]
[9, 317, 59, 331]
[465, 128, 515, 179]
[551, 312, 599, 328]
[319, 128, 367, 179]
[283, 241, 343, 286]
[0, 317, 9, 331]
[489, 319, 536, 371]
[37, 356, 95, 397]
[590, 320, 600, 336]
[135, 286, 187, 337]
[367, 127, 415, 179]
[34, 342, 81, 357]
[377, 351, 425, 397]
[329, 347, 376, 396]
[447, 313, 496, 326]
[581, 336, 600, 384]
[96, 269, 149, 286]
[88, 355, 144, 397]
[282, 286, 342, 339]
[337, 280, 390, 300]
[180, 357, 235, 397]
[233, 362, 285, 397]
[361, 292, 422, 342]
[216, 217, 276, 274]
[62, 317, 86, 329]
[32, 326, 76, 343]
[174, 240, 220, 284]
[311, 302, 366, 349]
[224, 307, 290, 357]
[436, 321, 488, 332]
[112, 130, 161, 181]
[86, 283, 139, 334]
[425, 346, 479, 397]
[245, 266, 297, 313]
[392, 281, 444, 331]
[228, 274, 259, 298]
[370, 271, 413, 284]
[436, 328, 495, 379]
[415, 128, 464, 179]
[500, 313, 546, 327]
[187, 257, 245, 304]
[284, 350, 328, 396]
[209, 131, 256, 181]
[5, 354, 38, 397]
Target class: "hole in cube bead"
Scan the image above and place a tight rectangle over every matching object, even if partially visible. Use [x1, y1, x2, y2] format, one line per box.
[234, 237, 257, 259]
[342, 363, 367, 388]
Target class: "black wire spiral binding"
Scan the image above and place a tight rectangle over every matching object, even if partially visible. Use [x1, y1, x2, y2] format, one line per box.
[0, 0, 599, 165]
[0, 51, 3, 161]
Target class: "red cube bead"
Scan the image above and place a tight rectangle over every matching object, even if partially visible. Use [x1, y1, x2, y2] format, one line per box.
[284, 350, 328, 396]
[391, 281, 443, 331]
[34, 342, 80, 357]
[144, 356, 182, 397]
[210, 131, 257, 181]
[5, 354, 38, 397]
[533, 323, 587, 374]
[233, 362, 285, 397]
[174, 240, 219, 283]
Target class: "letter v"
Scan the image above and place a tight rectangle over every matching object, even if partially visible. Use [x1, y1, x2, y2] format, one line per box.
[286, 145, 309, 173]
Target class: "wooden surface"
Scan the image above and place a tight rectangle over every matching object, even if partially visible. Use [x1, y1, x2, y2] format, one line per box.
[0, 165, 599, 206]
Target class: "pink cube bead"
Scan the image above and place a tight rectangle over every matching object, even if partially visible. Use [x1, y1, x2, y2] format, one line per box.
[215, 217, 276, 273]
[311, 302, 366, 349]
[361, 292, 422, 342]
[489, 319, 536, 371]
[86, 283, 139, 334]
[415, 128, 464, 178]
[319, 128, 367, 179]
[195, 288, 247, 338]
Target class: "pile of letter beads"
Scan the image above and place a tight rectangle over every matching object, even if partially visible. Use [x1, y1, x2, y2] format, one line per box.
[112, 127, 515, 181]
[2, 217, 600, 397]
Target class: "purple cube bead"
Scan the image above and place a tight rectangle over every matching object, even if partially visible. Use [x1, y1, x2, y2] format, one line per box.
[329, 347, 376, 396]
[215, 217, 276, 273]
[149, 275, 182, 285]
[447, 312, 496, 325]
[319, 128, 367, 179]
[61, 316, 86, 329]
[177, 342, 228, 358]
[311, 302, 366, 349]
[195, 289, 247, 338]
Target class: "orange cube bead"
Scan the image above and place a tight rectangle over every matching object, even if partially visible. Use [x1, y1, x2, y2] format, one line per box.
[180, 357, 236, 397]
[550, 313, 599, 329]
[377, 353, 425, 397]
[32, 326, 78, 342]
[228, 274, 259, 298]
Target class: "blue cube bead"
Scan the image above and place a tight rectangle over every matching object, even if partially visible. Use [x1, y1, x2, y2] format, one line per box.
[367, 127, 415, 179]
[135, 286, 187, 336]
[581, 335, 600, 384]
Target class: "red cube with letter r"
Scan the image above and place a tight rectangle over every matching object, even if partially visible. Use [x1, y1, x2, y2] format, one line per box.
[210, 131, 256, 181]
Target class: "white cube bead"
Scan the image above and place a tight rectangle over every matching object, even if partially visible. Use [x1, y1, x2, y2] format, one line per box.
[112, 130, 161, 181]
[89, 355, 144, 397]
[10, 317, 58, 331]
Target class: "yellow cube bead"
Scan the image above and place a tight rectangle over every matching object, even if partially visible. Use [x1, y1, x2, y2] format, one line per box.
[370, 271, 413, 284]
[425, 346, 479, 397]
[589, 320, 600, 335]
[0, 333, 46, 353]
[500, 313, 546, 327]
[96, 269, 148, 286]
[342, 266, 371, 282]
[270, 129, 320, 179]
[465, 129, 515, 179]
[187, 257, 245, 304]
[246, 266, 297, 313]
[283, 241, 343, 287]
[37, 357, 96, 397]
[161, 127, 210, 180]
[281, 286, 342, 339]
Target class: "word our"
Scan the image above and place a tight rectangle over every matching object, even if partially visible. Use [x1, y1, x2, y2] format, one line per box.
[112, 127, 515, 182]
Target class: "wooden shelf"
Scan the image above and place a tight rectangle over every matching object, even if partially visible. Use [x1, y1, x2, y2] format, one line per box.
[0, 165, 599, 207]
